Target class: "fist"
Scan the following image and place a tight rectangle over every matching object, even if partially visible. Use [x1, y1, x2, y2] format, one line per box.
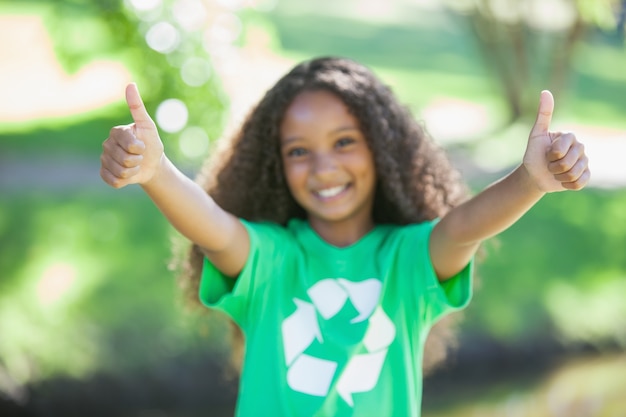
[523, 91, 590, 192]
[100, 83, 164, 188]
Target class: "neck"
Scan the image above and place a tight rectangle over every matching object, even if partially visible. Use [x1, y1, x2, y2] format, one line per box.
[308, 217, 375, 247]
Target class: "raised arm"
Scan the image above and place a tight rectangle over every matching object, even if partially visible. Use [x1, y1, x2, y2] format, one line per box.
[429, 91, 590, 280]
[100, 83, 249, 277]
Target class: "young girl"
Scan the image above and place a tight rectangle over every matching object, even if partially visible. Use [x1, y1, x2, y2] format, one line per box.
[100, 57, 590, 416]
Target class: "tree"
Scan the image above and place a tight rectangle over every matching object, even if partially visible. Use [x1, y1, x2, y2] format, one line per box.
[47, 0, 232, 164]
[443, 0, 622, 122]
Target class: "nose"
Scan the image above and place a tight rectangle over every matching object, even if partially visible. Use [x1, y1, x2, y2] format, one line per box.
[311, 151, 338, 179]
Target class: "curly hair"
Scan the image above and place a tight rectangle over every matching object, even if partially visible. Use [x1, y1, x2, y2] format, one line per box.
[173, 56, 470, 374]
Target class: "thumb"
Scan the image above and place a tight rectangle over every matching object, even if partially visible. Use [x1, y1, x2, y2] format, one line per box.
[125, 83, 154, 129]
[530, 90, 554, 138]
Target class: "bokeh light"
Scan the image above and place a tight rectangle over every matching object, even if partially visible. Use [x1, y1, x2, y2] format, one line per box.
[526, 0, 577, 31]
[216, 0, 246, 11]
[128, 0, 162, 12]
[179, 126, 210, 158]
[156, 98, 189, 132]
[209, 12, 242, 44]
[145, 21, 181, 54]
[36, 262, 77, 306]
[180, 57, 212, 86]
[173, 0, 208, 31]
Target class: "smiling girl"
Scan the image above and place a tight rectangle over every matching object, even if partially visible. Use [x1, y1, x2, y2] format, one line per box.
[100, 57, 589, 416]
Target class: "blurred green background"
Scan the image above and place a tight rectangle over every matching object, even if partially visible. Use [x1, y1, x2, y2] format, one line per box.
[1, 0, 625, 416]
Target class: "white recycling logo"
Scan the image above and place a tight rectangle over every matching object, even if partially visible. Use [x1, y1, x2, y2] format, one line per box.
[281, 278, 396, 407]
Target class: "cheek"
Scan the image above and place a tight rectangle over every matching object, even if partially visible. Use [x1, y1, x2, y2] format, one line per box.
[283, 162, 307, 191]
[353, 153, 376, 179]
[358, 155, 377, 192]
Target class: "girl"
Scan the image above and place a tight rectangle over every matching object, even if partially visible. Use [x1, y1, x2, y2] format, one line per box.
[100, 57, 590, 416]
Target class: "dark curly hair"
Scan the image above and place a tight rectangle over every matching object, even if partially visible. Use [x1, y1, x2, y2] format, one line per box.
[173, 56, 470, 373]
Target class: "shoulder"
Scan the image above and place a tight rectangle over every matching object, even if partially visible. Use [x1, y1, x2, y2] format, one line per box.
[242, 219, 292, 238]
[382, 219, 438, 242]
[240, 219, 300, 254]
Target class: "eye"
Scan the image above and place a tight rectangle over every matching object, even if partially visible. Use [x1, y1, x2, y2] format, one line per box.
[286, 147, 308, 157]
[336, 137, 355, 148]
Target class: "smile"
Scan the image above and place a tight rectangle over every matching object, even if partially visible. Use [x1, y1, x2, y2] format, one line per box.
[314, 184, 349, 199]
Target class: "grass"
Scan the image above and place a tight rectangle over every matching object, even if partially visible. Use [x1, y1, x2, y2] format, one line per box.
[0, 190, 227, 383]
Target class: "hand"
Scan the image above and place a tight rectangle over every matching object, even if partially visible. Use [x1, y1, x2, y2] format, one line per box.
[100, 83, 164, 188]
[523, 90, 590, 192]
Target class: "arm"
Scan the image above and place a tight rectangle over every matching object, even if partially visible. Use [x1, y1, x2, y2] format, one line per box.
[430, 91, 590, 280]
[100, 83, 249, 277]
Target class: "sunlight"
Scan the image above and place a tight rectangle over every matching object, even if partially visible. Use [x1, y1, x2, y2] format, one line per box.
[562, 124, 626, 189]
[156, 98, 189, 132]
[420, 97, 490, 145]
[525, 0, 577, 31]
[36, 262, 77, 306]
[145, 21, 181, 53]
[173, 0, 208, 31]
[209, 12, 242, 44]
[0, 15, 131, 123]
[128, 0, 162, 12]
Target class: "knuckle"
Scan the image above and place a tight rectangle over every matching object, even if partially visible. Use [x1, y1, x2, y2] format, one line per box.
[118, 168, 130, 179]
[549, 148, 565, 160]
[556, 160, 568, 171]
[129, 141, 145, 154]
[551, 160, 568, 172]
[111, 180, 124, 189]
[109, 125, 125, 137]
[570, 182, 584, 191]
[122, 156, 135, 168]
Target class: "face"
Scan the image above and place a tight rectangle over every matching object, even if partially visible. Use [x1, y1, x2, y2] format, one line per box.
[279, 90, 376, 238]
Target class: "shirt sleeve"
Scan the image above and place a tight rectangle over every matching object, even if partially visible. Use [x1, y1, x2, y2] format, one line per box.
[399, 220, 474, 327]
[198, 220, 286, 330]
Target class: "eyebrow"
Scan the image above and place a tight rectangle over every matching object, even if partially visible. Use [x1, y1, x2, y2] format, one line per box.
[281, 125, 359, 145]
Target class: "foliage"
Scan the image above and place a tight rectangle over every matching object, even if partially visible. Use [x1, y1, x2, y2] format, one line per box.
[262, 4, 626, 132]
[0, 0, 234, 385]
[466, 188, 626, 348]
[0, 191, 230, 386]
[2, 0, 228, 162]
[440, 0, 624, 122]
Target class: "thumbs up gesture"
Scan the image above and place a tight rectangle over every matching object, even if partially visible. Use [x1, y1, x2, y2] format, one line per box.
[523, 91, 590, 193]
[100, 83, 164, 188]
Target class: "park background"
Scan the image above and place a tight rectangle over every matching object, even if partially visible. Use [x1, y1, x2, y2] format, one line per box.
[1, 0, 625, 416]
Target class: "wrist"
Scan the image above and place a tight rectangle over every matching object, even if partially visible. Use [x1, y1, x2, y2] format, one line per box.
[517, 163, 548, 196]
[140, 153, 168, 190]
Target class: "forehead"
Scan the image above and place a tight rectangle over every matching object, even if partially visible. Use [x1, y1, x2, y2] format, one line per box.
[281, 90, 357, 133]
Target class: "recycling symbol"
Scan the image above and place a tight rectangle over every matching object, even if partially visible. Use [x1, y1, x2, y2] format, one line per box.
[281, 278, 396, 407]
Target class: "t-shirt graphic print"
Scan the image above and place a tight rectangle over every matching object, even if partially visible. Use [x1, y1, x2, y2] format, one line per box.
[282, 277, 396, 405]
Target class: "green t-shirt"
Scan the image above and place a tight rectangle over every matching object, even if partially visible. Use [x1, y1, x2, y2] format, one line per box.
[200, 218, 472, 417]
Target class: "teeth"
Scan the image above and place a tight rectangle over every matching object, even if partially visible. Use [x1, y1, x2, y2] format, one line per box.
[317, 185, 346, 198]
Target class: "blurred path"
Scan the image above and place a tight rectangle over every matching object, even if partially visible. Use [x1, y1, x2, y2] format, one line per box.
[1, 11, 625, 191]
